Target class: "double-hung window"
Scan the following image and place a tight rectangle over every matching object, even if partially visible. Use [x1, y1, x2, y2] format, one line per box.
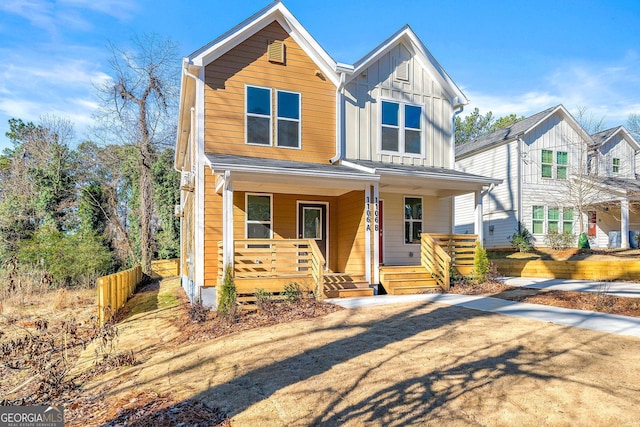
[541, 150, 553, 178]
[276, 90, 300, 148]
[541, 149, 568, 179]
[562, 209, 574, 233]
[404, 197, 422, 244]
[381, 100, 422, 155]
[556, 151, 568, 179]
[246, 86, 301, 148]
[246, 86, 272, 146]
[532, 206, 544, 234]
[547, 207, 560, 233]
[613, 158, 620, 173]
[246, 194, 272, 240]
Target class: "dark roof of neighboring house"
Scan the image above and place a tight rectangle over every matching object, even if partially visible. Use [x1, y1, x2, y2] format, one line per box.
[455, 105, 561, 159]
[591, 127, 621, 147]
[344, 159, 502, 184]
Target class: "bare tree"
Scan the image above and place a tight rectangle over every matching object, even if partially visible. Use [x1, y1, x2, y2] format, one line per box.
[627, 114, 640, 140]
[94, 34, 179, 274]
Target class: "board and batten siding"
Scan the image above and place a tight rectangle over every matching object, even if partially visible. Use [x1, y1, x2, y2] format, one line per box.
[344, 44, 452, 167]
[597, 136, 636, 178]
[520, 112, 588, 186]
[455, 140, 520, 248]
[380, 192, 451, 265]
[204, 21, 336, 163]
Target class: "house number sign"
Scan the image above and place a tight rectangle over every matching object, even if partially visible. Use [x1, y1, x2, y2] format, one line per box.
[365, 196, 379, 232]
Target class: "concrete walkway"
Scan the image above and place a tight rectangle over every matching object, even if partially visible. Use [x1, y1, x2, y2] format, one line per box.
[328, 285, 640, 339]
[501, 276, 640, 298]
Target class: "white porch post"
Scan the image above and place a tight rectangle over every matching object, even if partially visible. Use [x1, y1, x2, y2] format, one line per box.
[222, 171, 234, 267]
[364, 185, 372, 284]
[474, 190, 484, 246]
[372, 183, 380, 285]
[621, 198, 630, 249]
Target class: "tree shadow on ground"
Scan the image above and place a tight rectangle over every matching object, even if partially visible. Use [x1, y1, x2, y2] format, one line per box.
[97, 296, 630, 426]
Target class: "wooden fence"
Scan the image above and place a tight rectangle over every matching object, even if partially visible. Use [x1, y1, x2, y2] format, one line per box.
[96, 265, 143, 326]
[428, 234, 478, 275]
[421, 233, 451, 290]
[151, 258, 179, 278]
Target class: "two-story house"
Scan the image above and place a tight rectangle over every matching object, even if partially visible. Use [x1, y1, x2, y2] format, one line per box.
[454, 105, 640, 249]
[175, 1, 499, 306]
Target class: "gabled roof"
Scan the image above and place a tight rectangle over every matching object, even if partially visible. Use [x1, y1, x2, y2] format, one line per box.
[591, 126, 640, 152]
[346, 25, 467, 107]
[456, 105, 593, 159]
[187, 0, 339, 86]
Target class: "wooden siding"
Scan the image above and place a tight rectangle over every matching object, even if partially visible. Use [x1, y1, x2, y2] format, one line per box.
[204, 21, 336, 163]
[344, 43, 453, 167]
[181, 191, 195, 282]
[203, 171, 223, 287]
[336, 190, 366, 274]
[381, 192, 452, 265]
[597, 135, 636, 178]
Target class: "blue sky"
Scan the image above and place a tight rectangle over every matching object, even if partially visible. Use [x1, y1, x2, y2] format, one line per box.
[1, 0, 639, 151]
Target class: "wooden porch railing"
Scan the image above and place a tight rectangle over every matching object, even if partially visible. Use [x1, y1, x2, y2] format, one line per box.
[428, 234, 478, 276]
[217, 239, 326, 299]
[421, 233, 451, 290]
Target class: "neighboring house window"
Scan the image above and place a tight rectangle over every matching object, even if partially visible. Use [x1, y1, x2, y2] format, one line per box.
[404, 197, 422, 244]
[563, 209, 574, 233]
[547, 207, 559, 233]
[613, 158, 620, 173]
[246, 86, 272, 146]
[541, 150, 553, 178]
[556, 151, 568, 179]
[541, 149, 567, 179]
[276, 90, 300, 148]
[381, 100, 422, 155]
[246, 194, 272, 239]
[246, 86, 301, 148]
[532, 206, 544, 234]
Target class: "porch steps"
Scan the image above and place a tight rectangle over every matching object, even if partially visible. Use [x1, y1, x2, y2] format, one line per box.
[323, 273, 373, 298]
[379, 266, 440, 295]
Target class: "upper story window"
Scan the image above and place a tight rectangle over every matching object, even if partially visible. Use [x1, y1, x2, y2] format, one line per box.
[541, 149, 567, 179]
[246, 85, 301, 149]
[246, 86, 272, 146]
[381, 100, 422, 155]
[276, 91, 300, 148]
[613, 158, 620, 173]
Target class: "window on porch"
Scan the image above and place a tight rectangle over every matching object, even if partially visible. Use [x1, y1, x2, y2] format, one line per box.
[246, 194, 272, 239]
[404, 197, 422, 244]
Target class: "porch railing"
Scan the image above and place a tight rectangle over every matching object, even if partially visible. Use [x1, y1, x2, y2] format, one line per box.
[217, 239, 326, 298]
[428, 234, 478, 276]
[420, 233, 451, 290]
[420, 233, 478, 290]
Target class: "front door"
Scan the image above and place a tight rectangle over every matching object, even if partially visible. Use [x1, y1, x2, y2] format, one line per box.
[298, 202, 328, 264]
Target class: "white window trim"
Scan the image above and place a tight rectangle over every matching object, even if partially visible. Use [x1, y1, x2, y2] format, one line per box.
[245, 85, 273, 147]
[404, 195, 423, 245]
[275, 89, 302, 150]
[245, 193, 273, 239]
[379, 98, 424, 158]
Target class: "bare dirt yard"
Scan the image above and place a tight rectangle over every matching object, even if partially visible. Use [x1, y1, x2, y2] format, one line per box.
[8, 277, 633, 426]
[4, 274, 640, 425]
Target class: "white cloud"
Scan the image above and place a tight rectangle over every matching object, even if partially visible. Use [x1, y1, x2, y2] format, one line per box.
[461, 51, 640, 129]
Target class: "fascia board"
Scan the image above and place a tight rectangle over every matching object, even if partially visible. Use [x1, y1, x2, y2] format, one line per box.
[175, 62, 199, 170]
[378, 167, 502, 185]
[211, 162, 379, 182]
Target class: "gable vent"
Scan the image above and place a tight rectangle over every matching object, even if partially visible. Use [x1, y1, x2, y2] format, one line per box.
[395, 60, 409, 81]
[268, 40, 285, 64]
